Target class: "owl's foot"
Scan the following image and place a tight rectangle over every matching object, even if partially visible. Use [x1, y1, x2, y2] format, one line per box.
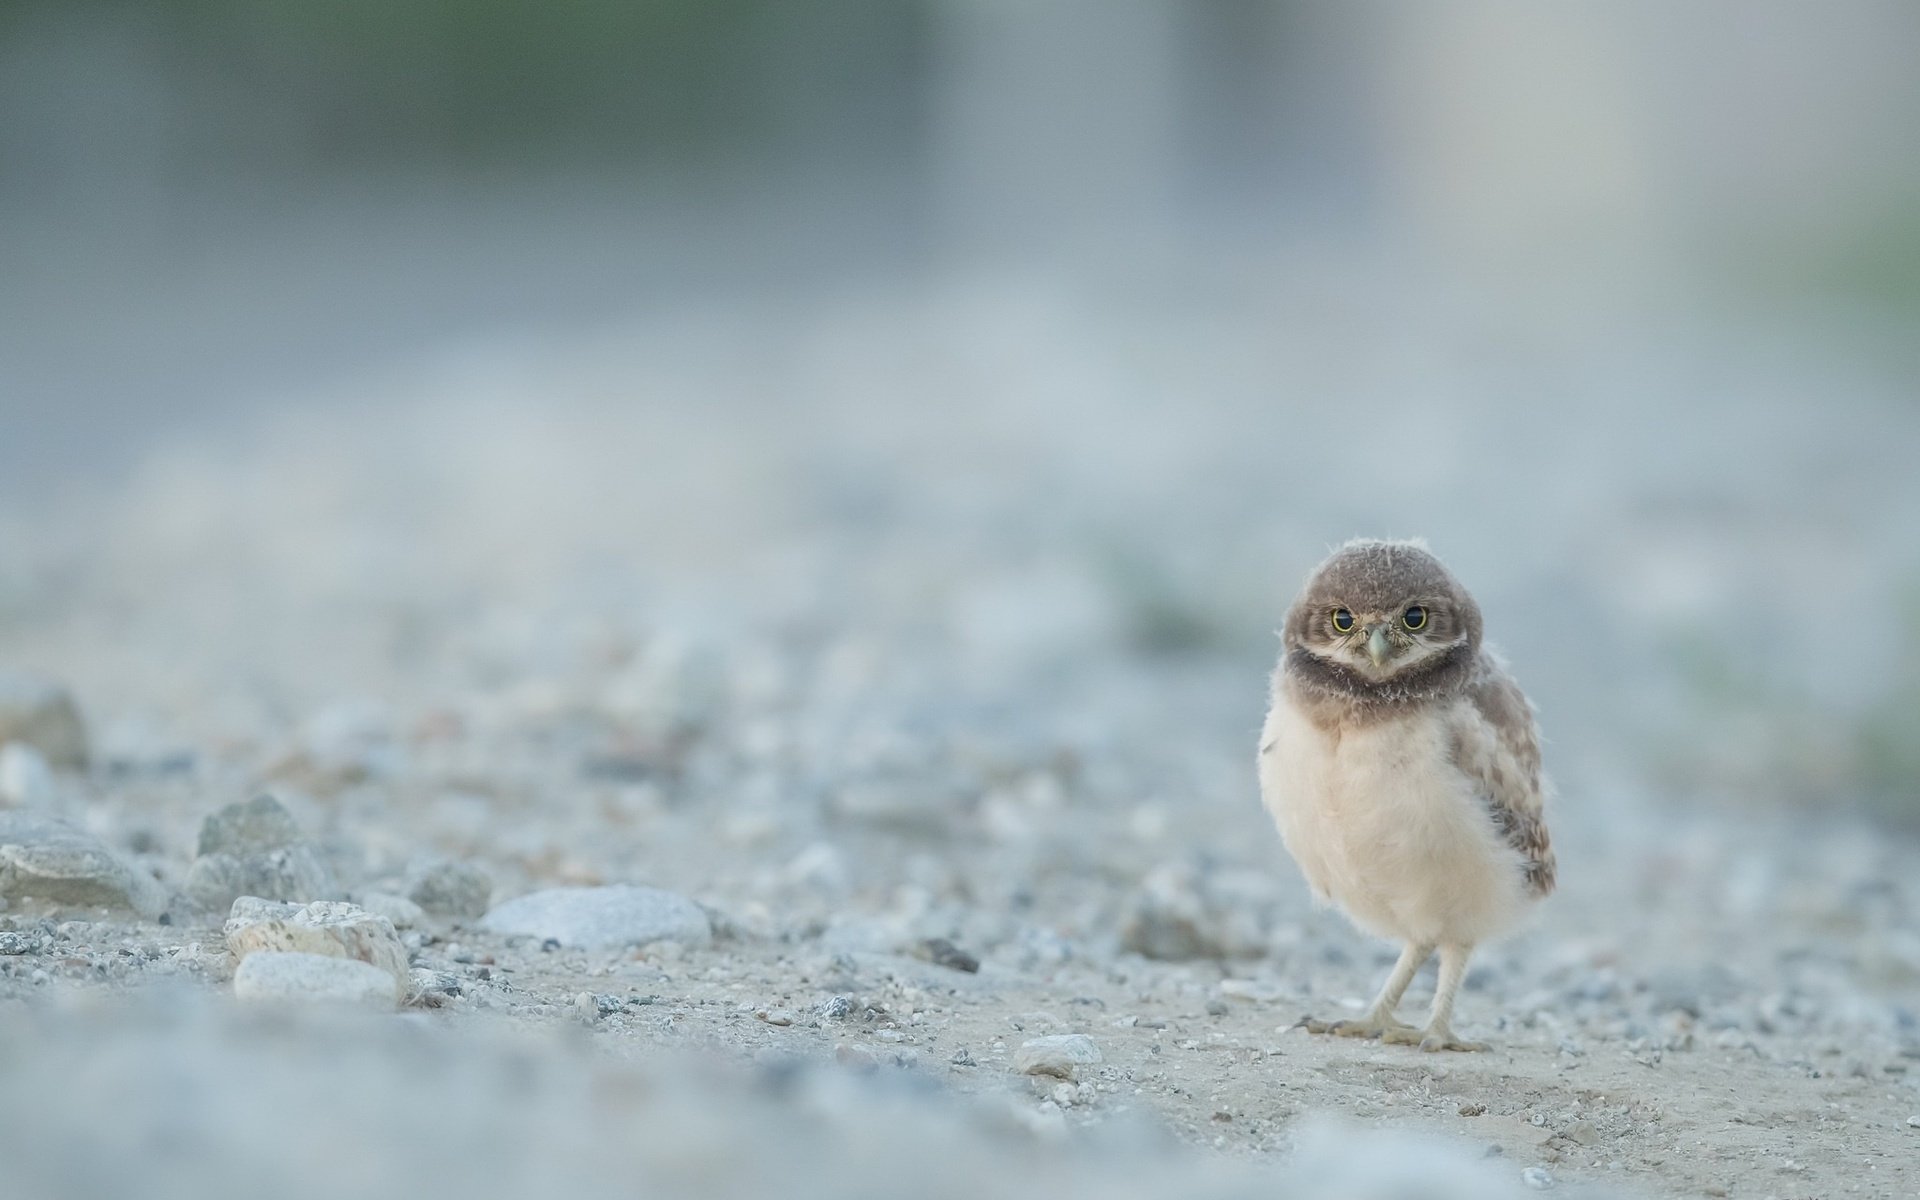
[1390, 1023, 1488, 1053]
[1299, 1010, 1417, 1041]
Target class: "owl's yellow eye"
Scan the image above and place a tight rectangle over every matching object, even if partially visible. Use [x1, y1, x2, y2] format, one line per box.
[1402, 605, 1428, 631]
[1330, 608, 1355, 633]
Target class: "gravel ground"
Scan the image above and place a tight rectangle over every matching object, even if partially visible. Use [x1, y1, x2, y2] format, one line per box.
[2, 272, 1918, 1199]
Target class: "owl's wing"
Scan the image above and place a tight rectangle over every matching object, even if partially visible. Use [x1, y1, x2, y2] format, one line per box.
[1451, 658, 1556, 898]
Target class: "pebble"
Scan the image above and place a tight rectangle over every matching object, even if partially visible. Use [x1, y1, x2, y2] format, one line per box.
[233, 950, 399, 1009]
[357, 891, 425, 930]
[918, 936, 980, 973]
[479, 885, 711, 949]
[197, 795, 305, 857]
[0, 673, 89, 769]
[0, 744, 56, 808]
[1013, 1034, 1102, 1079]
[407, 967, 462, 1006]
[1907, 1114, 1920, 1129]
[1521, 1166, 1554, 1189]
[406, 858, 493, 920]
[185, 797, 340, 909]
[757, 1008, 796, 1026]
[835, 1043, 878, 1072]
[224, 897, 411, 1001]
[186, 847, 340, 910]
[0, 812, 168, 917]
[0, 930, 36, 955]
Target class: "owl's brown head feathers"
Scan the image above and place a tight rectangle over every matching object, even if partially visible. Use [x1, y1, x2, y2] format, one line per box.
[1283, 539, 1482, 709]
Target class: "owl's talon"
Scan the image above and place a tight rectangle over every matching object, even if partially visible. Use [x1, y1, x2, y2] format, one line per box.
[1300, 1013, 1416, 1041]
[1379, 1025, 1423, 1046]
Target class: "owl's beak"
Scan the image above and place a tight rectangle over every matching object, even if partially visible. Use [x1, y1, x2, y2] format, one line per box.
[1365, 625, 1392, 667]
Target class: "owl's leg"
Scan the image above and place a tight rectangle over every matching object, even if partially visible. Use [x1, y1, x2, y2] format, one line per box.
[1394, 941, 1489, 1052]
[1305, 942, 1429, 1039]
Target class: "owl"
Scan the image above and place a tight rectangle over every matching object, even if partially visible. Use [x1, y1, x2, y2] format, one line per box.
[1258, 539, 1554, 1051]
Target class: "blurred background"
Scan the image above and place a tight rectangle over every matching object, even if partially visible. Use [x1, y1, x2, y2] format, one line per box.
[5, 0, 1919, 821]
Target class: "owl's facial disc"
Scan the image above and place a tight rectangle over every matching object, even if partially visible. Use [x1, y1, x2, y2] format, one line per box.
[1315, 603, 1455, 681]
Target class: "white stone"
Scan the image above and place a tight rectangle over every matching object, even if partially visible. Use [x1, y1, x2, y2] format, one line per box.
[224, 898, 410, 1002]
[405, 858, 492, 920]
[1013, 1034, 1102, 1079]
[0, 812, 168, 917]
[479, 885, 711, 949]
[1522, 1166, 1555, 1189]
[0, 744, 56, 808]
[357, 891, 425, 929]
[233, 951, 398, 1009]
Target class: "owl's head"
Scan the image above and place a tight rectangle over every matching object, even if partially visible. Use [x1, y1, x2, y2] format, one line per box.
[1283, 539, 1482, 701]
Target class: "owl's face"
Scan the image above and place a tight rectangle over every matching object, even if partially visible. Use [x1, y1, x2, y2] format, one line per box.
[1283, 539, 1482, 692]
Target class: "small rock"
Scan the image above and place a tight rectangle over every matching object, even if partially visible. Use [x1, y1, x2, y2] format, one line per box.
[224, 897, 410, 1002]
[1565, 1120, 1599, 1146]
[1459, 1103, 1487, 1117]
[0, 930, 36, 955]
[835, 1043, 878, 1072]
[197, 794, 304, 856]
[1014, 1034, 1102, 1079]
[1521, 1166, 1554, 1189]
[479, 885, 711, 949]
[405, 858, 492, 920]
[185, 796, 339, 909]
[0, 673, 88, 769]
[918, 936, 980, 973]
[0, 812, 167, 917]
[1907, 1114, 1920, 1129]
[1206, 997, 1230, 1017]
[233, 950, 398, 1009]
[356, 891, 424, 930]
[407, 967, 462, 1006]
[816, 995, 853, 1021]
[0, 744, 56, 808]
[185, 846, 340, 910]
[757, 1008, 796, 1026]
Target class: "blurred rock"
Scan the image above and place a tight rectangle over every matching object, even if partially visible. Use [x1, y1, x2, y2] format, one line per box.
[1013, 1034, 1101, 1079]
[480, 885, 711, 949]
[1118, 864, 1268, 962]
[233, 951, 399, 1010]
[0, 812, 167, 917]
[0, 673, 88, 770]
[186, 846, 340, 910]
[197, 794, 305, 857]
[917, 936, 980, 973]
[357, 891, 424, 930]
[407, 967, 463, 1007]
[0, 744, 56, 808]
[224, 898, 410, 1002]
[185, 796, 341, 910]
[406, 858, 492, 920]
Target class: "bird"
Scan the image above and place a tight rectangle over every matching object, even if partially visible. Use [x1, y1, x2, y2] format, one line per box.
[1257, 538, 1554, 1051]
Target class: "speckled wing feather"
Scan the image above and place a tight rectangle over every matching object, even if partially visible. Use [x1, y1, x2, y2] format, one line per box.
[1450, 658, 1556, 897]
